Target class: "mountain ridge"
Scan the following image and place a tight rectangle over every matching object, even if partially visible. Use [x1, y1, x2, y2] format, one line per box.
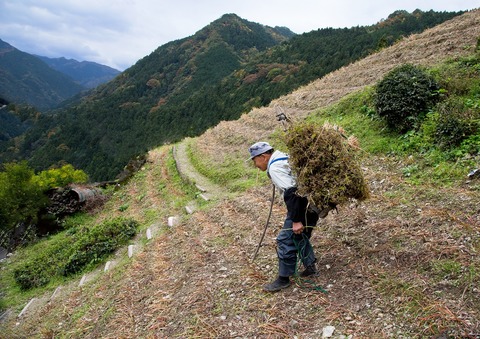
[35, 55, 121, 89]
[0, 39, 85, 110]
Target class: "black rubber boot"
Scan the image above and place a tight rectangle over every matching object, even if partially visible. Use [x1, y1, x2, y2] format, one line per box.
[263, 276, 291, 292]
[300, 263, 318, 277]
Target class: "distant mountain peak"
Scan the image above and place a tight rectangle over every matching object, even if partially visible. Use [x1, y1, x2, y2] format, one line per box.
[35, 55, 121, 89]
[0, 40, 85, 110]
[191, 13, 294, 53]
[0, 38, 15, 54]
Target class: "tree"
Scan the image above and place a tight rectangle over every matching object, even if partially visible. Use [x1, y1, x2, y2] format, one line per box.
[0, 162, 88, 248]
[33, 164, 88, 190]
[0, 162, 47, 239]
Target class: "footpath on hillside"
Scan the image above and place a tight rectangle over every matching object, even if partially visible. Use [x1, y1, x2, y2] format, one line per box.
[173, 139, 227, 202]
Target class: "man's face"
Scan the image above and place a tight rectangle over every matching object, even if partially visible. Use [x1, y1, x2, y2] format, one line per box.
[252, 153, 269, 171]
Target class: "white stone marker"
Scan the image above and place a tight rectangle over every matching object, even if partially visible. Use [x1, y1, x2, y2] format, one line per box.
[128, 245, 135, 258]
[167, 216, 178, 227]
[146, 228, 152, 239]
[195, 184, 206, 192]
[18, 298, 36, 318]
[50, 286, 62, 300]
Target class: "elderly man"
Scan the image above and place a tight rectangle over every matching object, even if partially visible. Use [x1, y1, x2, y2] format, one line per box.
[248, 141, 319, 292]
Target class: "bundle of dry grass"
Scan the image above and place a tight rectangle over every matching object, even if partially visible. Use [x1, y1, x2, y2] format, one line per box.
[284, 121, 369, 210]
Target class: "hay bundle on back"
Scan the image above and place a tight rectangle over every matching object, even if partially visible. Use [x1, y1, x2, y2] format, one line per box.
[284, 121, 369, 210]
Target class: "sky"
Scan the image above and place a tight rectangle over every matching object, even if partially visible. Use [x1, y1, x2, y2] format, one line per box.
[0, 1, 478, 71]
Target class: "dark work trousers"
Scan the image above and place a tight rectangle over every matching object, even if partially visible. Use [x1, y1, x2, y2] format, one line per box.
[276, 211, 319, 277]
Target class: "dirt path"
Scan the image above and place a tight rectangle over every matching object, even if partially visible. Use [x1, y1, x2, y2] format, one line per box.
[173, 139, 227, 201]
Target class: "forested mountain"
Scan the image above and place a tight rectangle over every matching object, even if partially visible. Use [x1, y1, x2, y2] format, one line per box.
[0, 105, 33, 142]
[0, 39, 85, 110]
[0, 10, 464, 181]
[35, 56, 121, 88]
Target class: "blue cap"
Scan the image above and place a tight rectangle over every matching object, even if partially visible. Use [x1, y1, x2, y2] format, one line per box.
[247, 141, 273, 160]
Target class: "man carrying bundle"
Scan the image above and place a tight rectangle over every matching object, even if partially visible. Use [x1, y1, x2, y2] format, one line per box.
[248, 141, 320, 292]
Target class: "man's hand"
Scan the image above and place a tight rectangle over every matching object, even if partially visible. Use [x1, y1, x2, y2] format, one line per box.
[292, 221, 304, 234]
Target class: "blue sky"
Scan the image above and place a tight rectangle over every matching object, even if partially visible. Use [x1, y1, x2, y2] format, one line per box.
[0, 0, 478, 70]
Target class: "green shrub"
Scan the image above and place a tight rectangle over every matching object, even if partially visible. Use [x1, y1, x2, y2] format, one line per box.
[459, 134, 480, 155]
[63, 217, 138, 275]
[12, 235, 75, 290]
[435, 100, 479, 150]
[0, 162, 47, 237]
[375, 64, 440, 133]
[13, 262, 51, 290]
[12, 217, 138, 290]
[33, 164, 88, 191]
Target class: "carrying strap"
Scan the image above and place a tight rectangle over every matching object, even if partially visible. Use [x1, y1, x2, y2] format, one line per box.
[267, 156, 289, 178]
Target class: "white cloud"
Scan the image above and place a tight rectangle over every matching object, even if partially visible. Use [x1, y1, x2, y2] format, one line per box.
[0, 0, 478, 70]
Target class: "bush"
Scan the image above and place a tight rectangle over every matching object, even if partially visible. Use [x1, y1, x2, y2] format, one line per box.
[12, 236, 75, 290]
[375, 64, 440, 133]
[0, 162, 47, 238]
[435, 100, 479, 150]
[12, 217, 138, 290]
[13, 262, 52, 290]
[33, 164, 88, 191]
[63, 217, 138, 275]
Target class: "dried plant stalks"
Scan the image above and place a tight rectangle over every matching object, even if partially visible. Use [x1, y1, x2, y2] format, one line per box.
[284, 121, 370, 210]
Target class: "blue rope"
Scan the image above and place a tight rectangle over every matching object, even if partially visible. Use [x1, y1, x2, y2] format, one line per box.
[292, 233, 328, 294]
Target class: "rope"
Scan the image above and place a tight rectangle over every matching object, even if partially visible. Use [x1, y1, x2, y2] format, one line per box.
[292, 234, 328, 294]
[289, 203, 329, 294]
